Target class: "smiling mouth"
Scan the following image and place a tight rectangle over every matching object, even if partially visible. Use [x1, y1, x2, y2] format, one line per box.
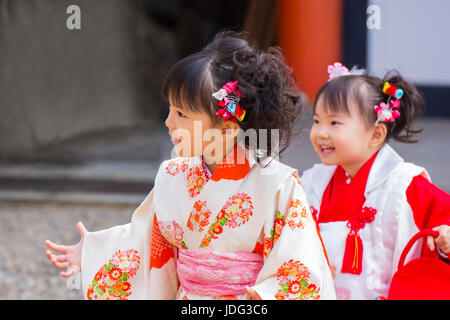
[171, 137, 181, 145]
[319, 145, 335, 153]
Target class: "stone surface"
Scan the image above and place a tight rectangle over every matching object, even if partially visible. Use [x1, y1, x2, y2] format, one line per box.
[0, 201, 138, 300]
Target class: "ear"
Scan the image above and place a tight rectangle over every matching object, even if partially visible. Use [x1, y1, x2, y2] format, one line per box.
[220, 120, 241, 135]
[369, 123, 387, 148]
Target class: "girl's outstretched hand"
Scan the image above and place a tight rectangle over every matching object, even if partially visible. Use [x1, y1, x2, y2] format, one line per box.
[427, 225, 450, 257]
[45, 221, 88, 278]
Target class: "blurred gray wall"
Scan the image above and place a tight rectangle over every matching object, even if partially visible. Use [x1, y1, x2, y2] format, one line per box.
[0, 0, 177, 160]
[0, 0, 248, 163]
[368, 0, 450, 86]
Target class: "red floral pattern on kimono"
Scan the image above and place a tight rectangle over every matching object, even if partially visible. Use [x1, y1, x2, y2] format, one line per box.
[275, 259, 320, 300]
[263, 210, 285, 257]
[165, 158, 188, 176]
[187, 165, 208, 198]
[292, 171, 302, 186]
[286, 199, 309, 230]
[87, 249, 141, 300]
[187, 200, 212, 232]
[200, 193, 254, 247]
[158, 220, 188, 249]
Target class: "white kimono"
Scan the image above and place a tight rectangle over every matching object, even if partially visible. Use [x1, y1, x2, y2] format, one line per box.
[80, 144, 336, 300]
[301, 144, 438, 300]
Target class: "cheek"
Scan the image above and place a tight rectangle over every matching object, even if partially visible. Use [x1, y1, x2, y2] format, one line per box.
[309, 127, 318, 146]
[335, 128, 369, 154]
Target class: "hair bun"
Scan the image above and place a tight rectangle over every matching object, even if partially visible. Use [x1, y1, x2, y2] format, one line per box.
[382, 70, 425, 143]
[208, 31, 304, 156]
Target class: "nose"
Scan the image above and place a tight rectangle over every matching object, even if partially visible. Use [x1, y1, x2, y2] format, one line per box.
[165, 109, 174, 131]
[311, 123, 330, 142]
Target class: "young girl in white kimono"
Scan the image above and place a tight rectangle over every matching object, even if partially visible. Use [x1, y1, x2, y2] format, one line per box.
[301, 63, 450, 300]
[45, 32, 336, 300]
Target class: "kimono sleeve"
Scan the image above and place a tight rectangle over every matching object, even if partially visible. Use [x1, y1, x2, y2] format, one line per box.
[80, 188, 178, 299]
[389, 175, 450, 273]
[251, 173, 336, 300]
[406, 175, 450, 229]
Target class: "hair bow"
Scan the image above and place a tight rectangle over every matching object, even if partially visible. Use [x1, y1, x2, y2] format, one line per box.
[374, 82, 403, 125]
[212, 81, 246, 122]
[383, 82, 404, 100]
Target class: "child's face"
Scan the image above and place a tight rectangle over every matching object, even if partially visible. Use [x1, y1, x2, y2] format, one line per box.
[310, 97, 374, 177]
[165, 101, 239, 161]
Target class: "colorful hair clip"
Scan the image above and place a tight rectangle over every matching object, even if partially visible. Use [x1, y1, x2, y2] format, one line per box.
[328, 62, 350, 80]
[383, 82, 404, 100]
[374, 82, 403, 125]
[374, 100, 400, 124]
[212, 81, 246, 122]
[327, 62, 366, 81]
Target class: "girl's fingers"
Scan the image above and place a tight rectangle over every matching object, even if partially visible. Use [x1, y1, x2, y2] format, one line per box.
[76, 222, 88, 238]
[53, 260, 70, 270]
[426, 235, 435, 251]
[436, 237, 450, 254]
[46, 250, 59, 262]
[60, 265, 80, 278]
[432, 226, 450, 254]
[46, 251, 67, 263]
[45, 240, 68, 253]
[46, 250, 69, 270]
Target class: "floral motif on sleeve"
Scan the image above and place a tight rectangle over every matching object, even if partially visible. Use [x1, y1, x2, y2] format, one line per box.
[87, 249, 141, 300]
[187, 165, 207, 198]
[286, 199, 309, 230]
[158, 220, 188, 249]
[292, 171, 302, 186]
[187, 200, 211, 233]
[275, 259, 320, 300]
[200, 193, 254, 247]
[165, 158, 188, 176]
[263, 210, 285, 257]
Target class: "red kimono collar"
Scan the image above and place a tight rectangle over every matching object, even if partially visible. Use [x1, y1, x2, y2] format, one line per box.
[318, 150, 379, 223]
[206, 144, 252, 182]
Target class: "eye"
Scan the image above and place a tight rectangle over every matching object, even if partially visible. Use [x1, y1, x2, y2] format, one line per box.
[313, 119, 319, 124]
[331, 120, 340, 125]
[177, 111, 186, 118]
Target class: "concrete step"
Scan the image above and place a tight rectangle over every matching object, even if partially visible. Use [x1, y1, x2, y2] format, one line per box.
[0, 161, 156, 205]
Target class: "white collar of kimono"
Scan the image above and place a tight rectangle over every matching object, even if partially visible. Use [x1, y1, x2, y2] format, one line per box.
[310, 144, 406, 200]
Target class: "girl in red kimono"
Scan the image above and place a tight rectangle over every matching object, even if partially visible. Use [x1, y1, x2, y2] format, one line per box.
[301, 62, 450, 299]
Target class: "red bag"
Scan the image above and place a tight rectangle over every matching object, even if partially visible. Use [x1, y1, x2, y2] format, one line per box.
[388, 229, 450, 300]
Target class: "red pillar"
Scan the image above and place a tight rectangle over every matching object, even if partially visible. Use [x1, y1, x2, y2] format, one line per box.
[278, 0, 343, 103]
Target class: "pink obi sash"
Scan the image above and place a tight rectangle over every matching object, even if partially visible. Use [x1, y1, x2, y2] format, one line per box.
[176, 249, 263, 296]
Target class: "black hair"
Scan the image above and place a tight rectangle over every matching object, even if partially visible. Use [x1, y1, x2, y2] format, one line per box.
[313, 70, 425, 143]
[161, 31, 303, 156]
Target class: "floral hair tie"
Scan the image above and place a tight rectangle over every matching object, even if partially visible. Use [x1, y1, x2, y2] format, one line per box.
[374, 82, 403, 125]
[212, 81, 246, 122]
[328, 62, 350, 80]
[327, 62, 365, 81]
